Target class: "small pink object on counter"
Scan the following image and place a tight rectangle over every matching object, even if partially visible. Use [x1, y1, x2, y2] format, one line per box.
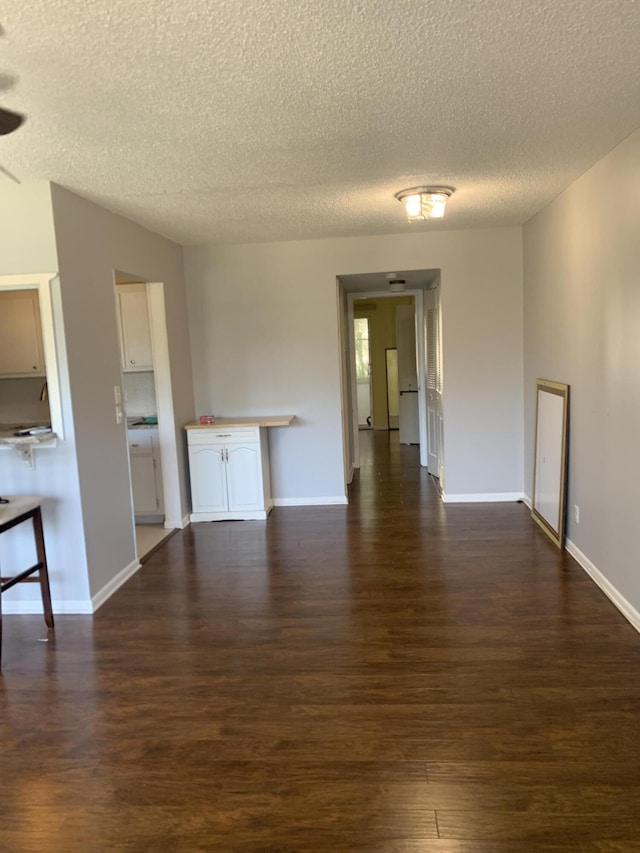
[198, 415, 216, 424]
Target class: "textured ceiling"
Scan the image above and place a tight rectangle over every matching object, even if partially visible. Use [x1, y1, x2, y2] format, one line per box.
[1, 0, 639, 246]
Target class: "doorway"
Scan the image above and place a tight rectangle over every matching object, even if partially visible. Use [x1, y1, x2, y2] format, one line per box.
[337, 269, 441, 487]
[114, 272, 182, 560]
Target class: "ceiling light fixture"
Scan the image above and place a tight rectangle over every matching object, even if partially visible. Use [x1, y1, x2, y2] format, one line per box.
[395, 186, 455, 221]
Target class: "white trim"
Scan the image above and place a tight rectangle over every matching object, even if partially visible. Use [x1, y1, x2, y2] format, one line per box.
[2, 599, 93, 615]
[441, 492, 525, 503]
[522, 493, 532, 509]
[335, 283, 352, 492]
[273, 496, 349, 507]
[173, 513, 191, 529]
[147, 282, 184, 530]
[565, 539, 640, 635]
[346, 464, 355, 485]
[190, 509, 271, 522]
[91, 558, 142, 613]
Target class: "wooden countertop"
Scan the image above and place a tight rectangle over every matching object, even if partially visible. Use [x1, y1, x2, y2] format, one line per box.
[185, 415, 295, 430]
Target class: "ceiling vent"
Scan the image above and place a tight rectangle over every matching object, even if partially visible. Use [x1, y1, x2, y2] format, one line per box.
[388, 279, 406, 293]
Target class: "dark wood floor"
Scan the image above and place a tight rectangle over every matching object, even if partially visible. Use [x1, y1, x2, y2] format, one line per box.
[3, 431, 640, 851]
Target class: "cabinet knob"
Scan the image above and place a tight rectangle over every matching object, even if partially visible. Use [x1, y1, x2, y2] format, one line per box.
[130, 359, 136, 364]
[32, 365, 37, 370]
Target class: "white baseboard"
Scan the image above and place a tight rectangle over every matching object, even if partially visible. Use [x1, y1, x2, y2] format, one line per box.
[522, 493, 532, 509]
[2, 599, 93, 615]
[191, 509, 270, 521]
[442, 492, 525, 504]
[5, 554, 157, 617]
[273, 496, 349, 507]
[163, 512, 190, 529]
[565, 538, 640, 635]
[347, 465, 355, 485]
[91, 558, 142, 613]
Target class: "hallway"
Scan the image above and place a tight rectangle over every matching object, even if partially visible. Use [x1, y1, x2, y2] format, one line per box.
[2, 432, 640, 850]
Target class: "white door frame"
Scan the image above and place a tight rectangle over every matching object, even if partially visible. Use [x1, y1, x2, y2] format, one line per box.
[147, 282, 184, 529]
[347, 289, 428, 470]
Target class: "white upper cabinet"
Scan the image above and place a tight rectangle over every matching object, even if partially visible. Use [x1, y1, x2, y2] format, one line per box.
[0, 289, 46, 377]
[116, 283, 153, 372]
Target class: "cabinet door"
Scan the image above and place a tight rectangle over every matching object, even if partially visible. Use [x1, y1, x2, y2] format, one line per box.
[130, 454, 159, 514]
[0, 290, 46, 377]
[226, 444, 262, 511]
[117, 284, 153, 371]
[188, 445, 227, 513]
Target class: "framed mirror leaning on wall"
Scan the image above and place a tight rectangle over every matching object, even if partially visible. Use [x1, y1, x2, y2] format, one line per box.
[532, 379, 570, 548]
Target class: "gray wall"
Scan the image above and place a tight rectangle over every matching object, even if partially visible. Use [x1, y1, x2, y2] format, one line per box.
[524, 127, 640, 615]
[50, 184, 195, 600]
[1, 182, 195, 610]
[0, 182, 90, 609]
[184, 227, 524, 502]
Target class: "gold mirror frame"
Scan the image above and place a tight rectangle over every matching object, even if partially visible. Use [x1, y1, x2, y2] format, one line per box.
[531, 380, 570, 549]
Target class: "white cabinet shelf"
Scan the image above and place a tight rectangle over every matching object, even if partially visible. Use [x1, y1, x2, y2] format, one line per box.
[187, 425, 273, 521]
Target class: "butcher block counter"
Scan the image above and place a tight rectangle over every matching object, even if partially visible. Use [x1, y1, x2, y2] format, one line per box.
[185, 416, 294, 521]
[185, 415, 294, 430]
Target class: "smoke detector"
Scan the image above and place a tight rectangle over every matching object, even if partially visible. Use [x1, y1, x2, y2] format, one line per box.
[388, 278, 406, 293]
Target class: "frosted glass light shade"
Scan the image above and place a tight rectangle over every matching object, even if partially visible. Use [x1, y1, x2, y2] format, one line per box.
[395, 186, 454, 221]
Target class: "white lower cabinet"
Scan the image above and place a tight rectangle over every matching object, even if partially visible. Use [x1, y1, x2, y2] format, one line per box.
[128, 429, 164, 521]
[187, 426, 272, 521]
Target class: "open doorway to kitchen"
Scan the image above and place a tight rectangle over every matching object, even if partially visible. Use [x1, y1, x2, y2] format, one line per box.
[114, 272, 182, 561]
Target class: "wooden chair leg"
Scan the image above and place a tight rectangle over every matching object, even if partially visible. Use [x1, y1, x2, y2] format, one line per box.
[32, 508, 54, 630]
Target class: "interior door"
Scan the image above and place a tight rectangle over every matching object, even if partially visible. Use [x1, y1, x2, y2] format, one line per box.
[396, 303, 419, 444]
[425, 287, 444, 480]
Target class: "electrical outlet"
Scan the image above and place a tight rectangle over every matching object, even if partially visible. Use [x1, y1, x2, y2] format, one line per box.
[574, 504, 580, 524]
